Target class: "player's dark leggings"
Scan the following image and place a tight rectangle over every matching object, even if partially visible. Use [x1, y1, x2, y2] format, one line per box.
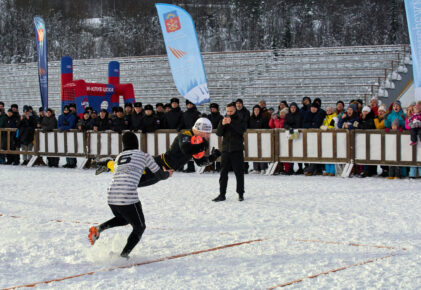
[99, 202, 146, 256]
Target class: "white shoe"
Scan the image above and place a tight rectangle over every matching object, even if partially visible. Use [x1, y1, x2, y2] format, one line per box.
[250, 170, 260, 174]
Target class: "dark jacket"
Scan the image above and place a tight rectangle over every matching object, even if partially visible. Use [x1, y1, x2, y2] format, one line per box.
[248, 113, 269, 129]
[236, 107, 250, 125]
[93, 116, 110, 131]
[111, 117, 128, 133]
[77, 117, 93, 131]
[0, 111, 5, 128]
[207, 112, 223, 130]
[40, 115, 57, 131]
[179, 106, 201, 130]
[338, 113, 360, 129]
[17, 114, 32, 146]
[284, 104, 302, 129]
[131, 112, 143, 131]
[156, 112, 167, 129]
[58, 112, 76, 131]
[358, 115, 375, 130]
[216, 112, 245, 152]
[303, 110, 324, 129]
[165, 107, 183, 129]
[141, 114, 159, 133]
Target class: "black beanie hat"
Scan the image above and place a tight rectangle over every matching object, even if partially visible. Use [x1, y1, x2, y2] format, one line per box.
[144, 104, 154, 111]
[170, 97, 179, 104]
[122, 132, 139, 151]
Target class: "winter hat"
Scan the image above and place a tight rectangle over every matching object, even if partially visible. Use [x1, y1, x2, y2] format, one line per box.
[63, 105, 70, 111]
[302, 96, 311, 103]
[310, 102, 319, 108]
[314, 97, 322, 106]
[362, 106, 371, 113]
[193, 117, 212, 133]
[210, 103, 219, 109]
[356, 99, 364, 106]
[46, 108, 53, 113]
[164, 103, 171, 109]
[134, 102, 142, 108]
[280, 100, 289, 107]
[124, 102, 133, 108]
[11, 104, 18, 109]
[69, 103, 76, 108]
[186, 99, 194, 105]
[39, 107, 44, 112]
[116, 107, 124, 113]
[394, 100, 401, 107]
[378, 104, 387, 112]
[7, 108, 13, 113]
[156, 103, 164, 108]
[100, 109, 108, 113]
[348, 104, 357, 112]
[170, 97, 179, 104]
[92, 110, 97, 115]
[280, 108, 289, 115]
[290, 102, 298, 109]
[144, 104, 153, 111]
[23, 105, 30, 112]
[122, 132, 139, 151]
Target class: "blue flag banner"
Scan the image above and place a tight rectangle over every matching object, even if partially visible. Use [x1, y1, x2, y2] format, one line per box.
[34, 16, 48, 110]
[156, 3, 210, 105]
[404, 0, 421, 102]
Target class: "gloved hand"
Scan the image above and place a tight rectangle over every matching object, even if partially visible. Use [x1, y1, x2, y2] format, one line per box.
[208, 147, 221, 162]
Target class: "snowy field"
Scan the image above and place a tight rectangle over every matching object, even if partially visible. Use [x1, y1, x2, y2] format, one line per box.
[0, 165, 420, 289]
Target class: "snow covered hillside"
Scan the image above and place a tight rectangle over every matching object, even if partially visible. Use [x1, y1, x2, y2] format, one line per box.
[0, 166, 420, 289]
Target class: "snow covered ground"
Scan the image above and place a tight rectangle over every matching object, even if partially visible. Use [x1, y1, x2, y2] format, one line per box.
[0, 165, 420, 289]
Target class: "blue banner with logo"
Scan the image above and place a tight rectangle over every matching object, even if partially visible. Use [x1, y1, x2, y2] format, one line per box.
[34, 16, 48, 110]
[156, 3, 210, 105]
[404, 0, 421, 101]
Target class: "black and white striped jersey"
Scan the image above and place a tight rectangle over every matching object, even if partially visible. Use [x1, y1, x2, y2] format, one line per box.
[107, 149, 160, 205]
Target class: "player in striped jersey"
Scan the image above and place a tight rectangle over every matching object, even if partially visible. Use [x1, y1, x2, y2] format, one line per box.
[89, 132, 173, 258]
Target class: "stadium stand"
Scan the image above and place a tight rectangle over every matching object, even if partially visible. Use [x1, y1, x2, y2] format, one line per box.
[0, 44, 411, 113]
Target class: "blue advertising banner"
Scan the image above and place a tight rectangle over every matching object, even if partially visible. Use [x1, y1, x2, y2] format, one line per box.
[34, 16, 48, 110]
[156, 3, 210, 105]
[404, 0, 421, 101]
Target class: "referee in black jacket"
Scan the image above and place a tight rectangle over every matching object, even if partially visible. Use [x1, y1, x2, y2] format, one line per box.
[213, 102, 246, 202]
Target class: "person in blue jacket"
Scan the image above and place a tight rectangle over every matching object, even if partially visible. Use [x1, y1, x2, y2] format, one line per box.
[385, 100, 405, 130]
[58, 105, 77, 168]
[338, 103, 360, 129]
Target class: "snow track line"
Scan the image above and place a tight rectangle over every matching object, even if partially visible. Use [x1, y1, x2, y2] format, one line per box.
[267, 253, 399, 289]
[0, 213, 99, 225]
[3, 238, 264, 289]
[294, 239, 407, 251]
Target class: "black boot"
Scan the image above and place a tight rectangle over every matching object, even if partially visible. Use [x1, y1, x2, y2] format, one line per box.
[238, 193, 244, 201]
[212, 194, 226, 202]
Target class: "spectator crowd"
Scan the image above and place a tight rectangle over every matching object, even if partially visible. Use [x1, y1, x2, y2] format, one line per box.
[0, 96, 420, 178]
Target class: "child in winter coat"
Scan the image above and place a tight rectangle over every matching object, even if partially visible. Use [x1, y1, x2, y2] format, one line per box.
[388, 119, 402, 179]
[406, 103, 421, 178]
[321, 106, 337, 176]
[407, 104, 421, 146]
